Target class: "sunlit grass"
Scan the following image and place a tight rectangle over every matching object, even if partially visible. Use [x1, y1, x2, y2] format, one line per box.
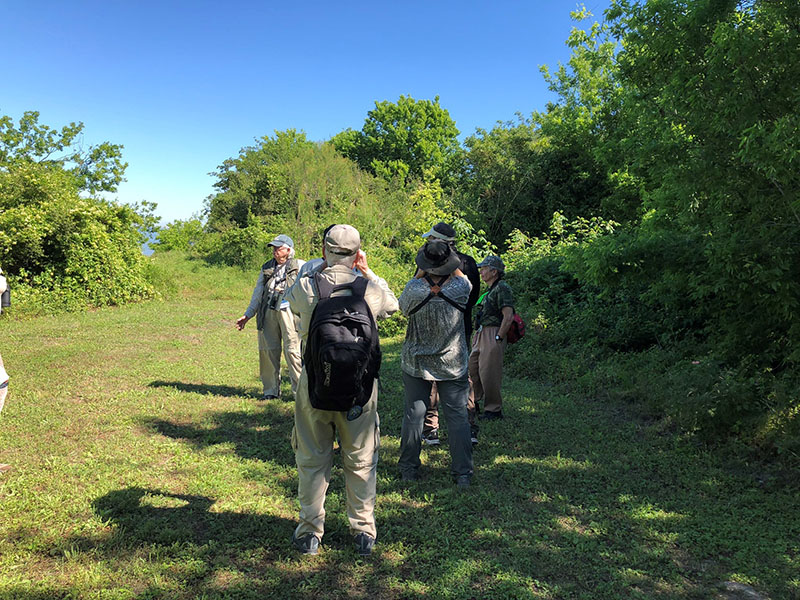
[0, 253, 798, 599]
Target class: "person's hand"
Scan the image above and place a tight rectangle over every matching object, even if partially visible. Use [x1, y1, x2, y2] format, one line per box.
[354, 250, 369, 275]
[235, 315, 250, 330]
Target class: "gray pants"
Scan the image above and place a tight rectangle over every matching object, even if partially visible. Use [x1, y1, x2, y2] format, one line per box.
[399, 372, 473, 480]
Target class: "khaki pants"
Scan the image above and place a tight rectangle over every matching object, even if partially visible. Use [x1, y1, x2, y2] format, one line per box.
[292, 371, 380, 540]
[258, 307, 302, 397]
[468, 325, 506, 415]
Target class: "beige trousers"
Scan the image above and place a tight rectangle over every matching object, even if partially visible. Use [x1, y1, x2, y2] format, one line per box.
[292, 371, 380, 540]
[468, 325, 507, 415]
[258, 307, 302, 397]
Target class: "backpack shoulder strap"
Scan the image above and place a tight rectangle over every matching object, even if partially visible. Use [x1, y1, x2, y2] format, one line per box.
[348, 275, 368, 298]
[314, 272, 369, 301]
[313, 272, 334, 300]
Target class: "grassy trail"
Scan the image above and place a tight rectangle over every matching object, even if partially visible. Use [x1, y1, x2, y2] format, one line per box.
[1, 258, 798, 599]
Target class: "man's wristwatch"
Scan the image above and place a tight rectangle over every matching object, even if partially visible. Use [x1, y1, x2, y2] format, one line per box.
[495, 335, 503, 342]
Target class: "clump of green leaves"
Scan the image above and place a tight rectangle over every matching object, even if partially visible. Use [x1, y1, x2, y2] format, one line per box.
[0, 112, 155, 315]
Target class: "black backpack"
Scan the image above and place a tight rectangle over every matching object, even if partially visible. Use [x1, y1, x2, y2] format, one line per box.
[304, 273, 381, 418]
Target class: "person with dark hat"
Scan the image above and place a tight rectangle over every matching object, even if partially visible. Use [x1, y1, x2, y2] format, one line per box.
[419, 222, 480, 446]
[235, 234, 305, 400]
[469, 255, 514, 420]
[398, 239, 474, 487]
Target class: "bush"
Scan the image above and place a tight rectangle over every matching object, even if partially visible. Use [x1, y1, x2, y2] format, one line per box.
[152, 217, 205, 252]
[0, 162, 155, 315]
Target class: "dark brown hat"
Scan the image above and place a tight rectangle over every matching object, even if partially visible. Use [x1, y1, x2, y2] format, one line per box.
[415, 240, 461, 276]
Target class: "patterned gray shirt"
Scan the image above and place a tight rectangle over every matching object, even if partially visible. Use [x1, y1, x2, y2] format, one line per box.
[399, 275, 472, 380]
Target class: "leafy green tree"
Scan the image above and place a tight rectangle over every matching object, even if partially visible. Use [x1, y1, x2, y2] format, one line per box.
[153, 217, 205, 252]
[454, 11, 624, 249]
[0, 111, 127, 193]
[331, 95, 463, 188]
[0, 112, 153, 313]
[205, 129, 315, 231]
[0, 162, 154, 312]
[522, 0, 800, 446]
[592, 0, 800, 363]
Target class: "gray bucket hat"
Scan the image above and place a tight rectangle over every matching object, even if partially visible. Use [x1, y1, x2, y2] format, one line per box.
[416, 240, 461, 276]
[268, 234, 294, 248]
[477, 255, 505, 273]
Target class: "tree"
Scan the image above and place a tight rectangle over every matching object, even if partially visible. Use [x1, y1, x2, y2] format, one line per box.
[0, 111, 127, 193]
[330, 95, 463, 188]
[205, 129, 315, 231]
[594, 0, 800, 363]
[0, 112, 153, 313]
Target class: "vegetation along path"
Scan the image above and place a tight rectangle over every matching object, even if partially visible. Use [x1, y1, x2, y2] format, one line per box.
[1, 258, 798, 600]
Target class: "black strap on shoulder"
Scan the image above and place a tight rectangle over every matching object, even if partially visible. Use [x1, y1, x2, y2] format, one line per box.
[314, 272, 368, 300]
[408, 275, 466, 315]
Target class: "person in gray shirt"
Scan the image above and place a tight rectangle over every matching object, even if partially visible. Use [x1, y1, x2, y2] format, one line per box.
[398, 240, 474, 487]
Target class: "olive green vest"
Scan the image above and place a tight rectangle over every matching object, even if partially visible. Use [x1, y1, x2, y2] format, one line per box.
[256, 257, 299, 330]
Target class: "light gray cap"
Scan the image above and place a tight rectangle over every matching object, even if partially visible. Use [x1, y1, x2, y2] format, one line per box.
[324, 224, 360, 256]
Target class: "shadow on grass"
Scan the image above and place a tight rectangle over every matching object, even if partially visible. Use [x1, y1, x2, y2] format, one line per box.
[141, 401, 296, 467]
[367, 372, 800, 599]
[27, 486, 418, 600]
[18, 334, 789, 599]
[148, 379, 257, 399]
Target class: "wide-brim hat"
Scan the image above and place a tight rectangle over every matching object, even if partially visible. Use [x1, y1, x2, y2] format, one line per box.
[415, 240, 461, 276]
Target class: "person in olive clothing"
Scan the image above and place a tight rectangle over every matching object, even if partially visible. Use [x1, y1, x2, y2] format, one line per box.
[468, 255, 514, 420]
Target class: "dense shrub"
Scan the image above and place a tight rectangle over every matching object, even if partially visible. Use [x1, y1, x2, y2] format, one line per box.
[152, 217, 205, 252]
[0, 162, 155, 315]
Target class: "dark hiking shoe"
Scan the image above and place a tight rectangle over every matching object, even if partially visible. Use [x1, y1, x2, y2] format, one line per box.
[422, 428, 440, 446]
[470, 428, 479, 446]
[292, 533, 320, 555]
[478, 411, 503, 420]
[399, 470, 419, 482]
[454, 475, 471, 489]
[354, 532, 375, 556]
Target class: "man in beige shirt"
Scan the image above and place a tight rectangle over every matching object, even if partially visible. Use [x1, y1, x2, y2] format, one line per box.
[285, 225, 398, 557]
[235, 235, 304, 399]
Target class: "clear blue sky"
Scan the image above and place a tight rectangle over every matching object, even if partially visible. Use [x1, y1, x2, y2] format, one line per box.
[2, 1, 610, 224]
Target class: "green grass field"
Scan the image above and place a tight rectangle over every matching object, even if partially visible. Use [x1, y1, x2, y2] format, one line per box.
[1, 255, 798, 599]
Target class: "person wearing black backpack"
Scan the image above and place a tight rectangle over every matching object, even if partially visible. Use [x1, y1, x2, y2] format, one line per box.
[285, 225, 398, 557]
[397, 240, 474, 488]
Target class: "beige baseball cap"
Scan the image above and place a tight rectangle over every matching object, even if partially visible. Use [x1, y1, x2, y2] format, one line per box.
[324, 224, 361, 256]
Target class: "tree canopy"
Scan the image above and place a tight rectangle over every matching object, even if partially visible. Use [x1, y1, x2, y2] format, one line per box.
[0, 111, 127, 194]
[331, 95, 463, 188]
[0, 112, 153, 313]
